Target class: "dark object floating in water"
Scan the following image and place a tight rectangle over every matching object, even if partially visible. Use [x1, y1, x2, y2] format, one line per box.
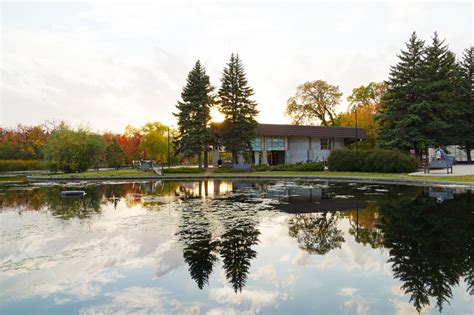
[60, 190, 86, 197]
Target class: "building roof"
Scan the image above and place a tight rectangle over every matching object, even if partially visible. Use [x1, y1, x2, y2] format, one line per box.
[255, 124, 367, 139]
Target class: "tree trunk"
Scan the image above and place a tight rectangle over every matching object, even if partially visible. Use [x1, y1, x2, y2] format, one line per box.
[466, 144, 472, 163]
[197, 152, 202, 168]
[203, 145, 209, 168]
[232, 150, 238, 164]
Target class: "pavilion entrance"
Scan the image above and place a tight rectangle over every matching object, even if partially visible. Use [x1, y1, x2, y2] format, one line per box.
[268, 150, 285, 165]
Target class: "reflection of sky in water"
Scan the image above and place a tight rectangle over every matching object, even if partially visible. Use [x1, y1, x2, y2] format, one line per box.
[0, 180, 472, 314]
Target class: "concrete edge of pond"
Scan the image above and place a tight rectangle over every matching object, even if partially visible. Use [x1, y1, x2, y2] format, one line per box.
[26, 175, 474, 187]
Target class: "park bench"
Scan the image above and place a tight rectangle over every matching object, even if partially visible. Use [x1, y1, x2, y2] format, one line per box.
[424, 156, 455, 174]
[232, 163, 252, 170]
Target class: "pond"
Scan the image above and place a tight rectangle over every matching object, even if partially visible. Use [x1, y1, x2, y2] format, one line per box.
[0, 179, 472, 315]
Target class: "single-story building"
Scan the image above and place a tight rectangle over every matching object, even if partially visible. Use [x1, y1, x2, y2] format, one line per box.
[213, 123, 367, 165]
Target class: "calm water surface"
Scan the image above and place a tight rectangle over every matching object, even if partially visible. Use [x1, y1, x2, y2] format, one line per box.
[0, 179, 472, 315]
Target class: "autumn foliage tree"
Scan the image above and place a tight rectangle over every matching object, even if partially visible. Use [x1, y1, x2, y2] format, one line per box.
[117, 125, 143, 163]
[285, 80, 342, 126]
[336, 82, 387, 148]
[0, 124, 49, 160]
[139, 122, 170, 163]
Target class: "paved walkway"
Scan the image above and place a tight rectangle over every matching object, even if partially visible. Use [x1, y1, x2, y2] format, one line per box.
[410, 164, 474, 176]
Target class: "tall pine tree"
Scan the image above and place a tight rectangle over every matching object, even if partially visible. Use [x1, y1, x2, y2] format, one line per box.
[218, 54, 259, 163]
[453, 48, 474, 162]
[174, 61, 213, 167]
[418, 32, 459, 146]
[378, 32, 429, 156]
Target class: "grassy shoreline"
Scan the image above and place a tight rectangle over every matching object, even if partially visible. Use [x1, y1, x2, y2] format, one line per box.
[25, 168, 474, 183]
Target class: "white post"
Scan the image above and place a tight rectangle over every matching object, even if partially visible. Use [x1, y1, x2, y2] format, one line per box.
[261, 136, 268, 165]
[285, 136, 290, 164]
[254, 151, 260, 165]
[212, 145, 220, 167]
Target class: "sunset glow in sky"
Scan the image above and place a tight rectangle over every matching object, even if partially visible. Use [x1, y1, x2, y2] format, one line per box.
[1, 1, 472, 133]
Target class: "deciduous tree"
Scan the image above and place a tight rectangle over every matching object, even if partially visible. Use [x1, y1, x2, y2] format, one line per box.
[105, 138, 126, 169]
[43, 123, 104, 173]
[117, 125, 142, 163]
[336, 82, 387, 148]
[285, 80, 341, 126]
[139, 122, 169, 163]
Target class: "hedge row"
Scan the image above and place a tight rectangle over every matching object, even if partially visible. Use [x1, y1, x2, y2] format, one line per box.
[327, 149, 420, 173]
[163, 167, 205, 174]
[0, 160, 47, 172]
[253, 161, 325, 172]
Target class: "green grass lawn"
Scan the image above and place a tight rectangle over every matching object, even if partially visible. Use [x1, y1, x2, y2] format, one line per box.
[37, 169, 155, 178]
[30, 168, 474, 183]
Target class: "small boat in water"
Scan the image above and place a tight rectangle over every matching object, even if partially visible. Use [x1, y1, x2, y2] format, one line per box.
[60, 190, 86, 197]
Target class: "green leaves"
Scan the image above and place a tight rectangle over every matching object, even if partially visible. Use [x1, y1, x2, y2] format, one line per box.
[218, 54, 259, 162]
[285, 80, 341, 126]
[43, 124, 104, 173]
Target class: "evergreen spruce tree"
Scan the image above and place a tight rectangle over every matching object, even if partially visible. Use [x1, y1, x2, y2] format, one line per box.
[378, 32, 430, 157]
[218, 54, 259, 163]
[174, 61, 213, 167]
[418, 32, 459, 147]
[454, 48, 474, 162]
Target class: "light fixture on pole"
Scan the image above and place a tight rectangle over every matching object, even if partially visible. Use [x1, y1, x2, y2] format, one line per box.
[354, 107, 358, 150]
[167, 126, 171, 169]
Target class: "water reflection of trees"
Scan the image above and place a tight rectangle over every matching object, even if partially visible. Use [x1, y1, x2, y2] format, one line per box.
[0, 188, 46, 212]
[287, 212, 344, 255]
[177, 198, 260, 292]
[380, 192, 474, 312]
[220, 214, 260, 292]
[343, 202, 384, 249]
[44, 187, 103, 220]
[178, 204, 219, 289]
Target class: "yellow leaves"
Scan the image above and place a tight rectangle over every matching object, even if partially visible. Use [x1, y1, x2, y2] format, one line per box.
[286, 80, 342, 126]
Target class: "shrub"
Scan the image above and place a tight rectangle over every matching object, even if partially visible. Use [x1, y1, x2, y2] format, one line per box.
[291, 162, 324, 171]
[252, 165, 271, 172]
[328, 149, 420, 173]
[327, 149, 366, 172]
[163, 167, 205, 174]
[214, 165, 251, 173]
[252, 161, 324, 172]
[0, 160, 47, 172]
[43, 124, 104, 173]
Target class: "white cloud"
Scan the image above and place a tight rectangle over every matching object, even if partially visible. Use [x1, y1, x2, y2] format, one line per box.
[1, 1, 471, 131]
[338, 287, 370, 315]
[78, 286, 201, 315]
[209, 286, 288, 314]
[249, 264, 297, 289]
[0, 202, 183, 303]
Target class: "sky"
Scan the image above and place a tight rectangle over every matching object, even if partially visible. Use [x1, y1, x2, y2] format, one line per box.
[1, 0, 472, 133]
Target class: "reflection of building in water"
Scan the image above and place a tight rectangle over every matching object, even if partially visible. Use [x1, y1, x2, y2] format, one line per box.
[232, 182, 366, 213]
[174, 180, 233, 199]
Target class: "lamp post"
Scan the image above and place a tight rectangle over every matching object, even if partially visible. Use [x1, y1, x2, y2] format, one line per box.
[354, 108, 358, 150]
[167, 126, 171, 169]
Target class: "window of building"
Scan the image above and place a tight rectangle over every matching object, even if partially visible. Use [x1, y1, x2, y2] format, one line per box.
[321, 138, 332, 150]
[251, 138, 261, 151]
[266, 137, 285, 151]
